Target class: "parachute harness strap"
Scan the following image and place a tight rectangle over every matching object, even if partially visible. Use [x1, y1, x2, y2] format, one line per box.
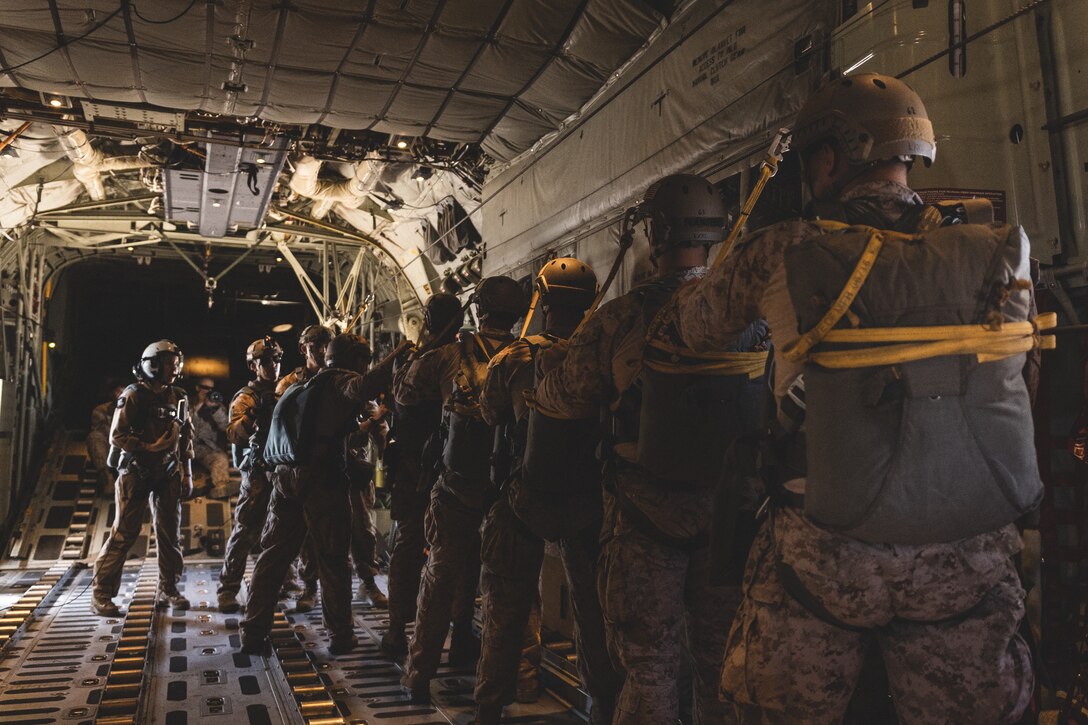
[643, 340, 768, 378]
[781, 221, 1057, 368]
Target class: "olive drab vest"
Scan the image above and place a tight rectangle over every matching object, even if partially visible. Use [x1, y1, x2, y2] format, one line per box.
[784, 210, 1044, 544]
[611, 277, 769, 484]
[441, 333, 511, 481]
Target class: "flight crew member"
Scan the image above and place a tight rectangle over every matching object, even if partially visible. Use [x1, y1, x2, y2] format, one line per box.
[394, 276, 527, 702]
[672, 74, 1035, 722]
[217, 337, 282, 614]
[533, 177, 751, 724]
[345, 403, 390, 608]
[92, 340, 194, 617]
[381, 293, 464, 657]
[276, 323, 333, 611]
[241, 333, 392, 655]
[474, 258, 622, 725]
[88, 380, 124, 494]
[191, 377, 231, 498]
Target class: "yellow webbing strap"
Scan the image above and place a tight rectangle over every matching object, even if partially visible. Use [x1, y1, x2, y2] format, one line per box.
[643, 340, 768, 378]
[803, 312, 1057, 368]
[780, 224, 886, 363]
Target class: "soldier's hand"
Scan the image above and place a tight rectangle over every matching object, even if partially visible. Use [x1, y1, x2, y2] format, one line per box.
[180, 473, 194, 499]
[538, 341, 570, 373]
[144, 424, 179, 453]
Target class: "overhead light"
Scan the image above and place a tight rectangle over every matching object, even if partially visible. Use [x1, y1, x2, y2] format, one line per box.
[40, 92, 71, 109]
[211, 200, 222, 208]
[255, 156, 267, 164]
[275, 255, 283, 262]
[396, 140, 408, 149]
[271, 323, 293, 333]
[413, 166, 433, 182]
[47, 341, 56, 349]
[127, 246, 135, 251]
[260, 300, 271, 306]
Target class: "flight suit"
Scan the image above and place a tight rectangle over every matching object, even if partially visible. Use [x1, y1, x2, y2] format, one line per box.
[475, 336, 622, 720]
[394, 328, 513, 690]
[670, 180, 1033, 723]
[534, 270, 740, 725]
[87, 399, 115, 490]
[242, 365, 390, 647]
[217, 378, 278, 602]
[191, 400, 231, 497]
[93, 381, 194, 601]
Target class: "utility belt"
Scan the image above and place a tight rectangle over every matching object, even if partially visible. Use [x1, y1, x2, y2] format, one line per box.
[767, 506, 985, 633]
[605, 457, 708, 553]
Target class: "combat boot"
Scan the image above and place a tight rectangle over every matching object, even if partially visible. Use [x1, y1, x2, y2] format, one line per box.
[158, 590, 191, 611]
[474, 703, 503, 725]
[380, 627, 408, 657]
[294, 587, 317, 613]
[239, 631, 269, 655]
[359, 578, 388, 607]
[329, 634, 358, 655]
[218, 590, 240, 614]
[91, 594, 121, 617]
[516, 675, 540, 704]
[400, 676, 430, 705]
[447, 621, 480, 668]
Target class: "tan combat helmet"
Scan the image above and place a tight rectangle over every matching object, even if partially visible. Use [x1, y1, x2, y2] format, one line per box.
[473, 276, 529, 319]
[792, 73, 936, 167]
[638, 174, 726, 257]
[537, 257, 598, 313]
[245, 336, 283, 363]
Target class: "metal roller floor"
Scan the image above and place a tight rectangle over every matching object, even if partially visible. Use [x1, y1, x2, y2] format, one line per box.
[0, 433, 592, 724]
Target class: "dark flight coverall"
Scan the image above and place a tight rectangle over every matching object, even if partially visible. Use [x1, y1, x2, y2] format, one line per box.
[93, 381, 194, 600]
[474, 336, 622, 720]
[394, 329, 513, 690]
[217, 378, 278, 601]
[242, 365, 390, 647]
[276, 366, 320, 594]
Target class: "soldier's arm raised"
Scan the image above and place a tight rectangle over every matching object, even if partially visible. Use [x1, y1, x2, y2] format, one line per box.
[226, 390, 256, 445]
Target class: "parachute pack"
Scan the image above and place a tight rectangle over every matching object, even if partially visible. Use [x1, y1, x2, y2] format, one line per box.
[783, 202, 1048, 544]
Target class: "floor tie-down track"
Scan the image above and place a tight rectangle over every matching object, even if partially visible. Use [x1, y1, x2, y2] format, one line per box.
[0, 433, 594, 724]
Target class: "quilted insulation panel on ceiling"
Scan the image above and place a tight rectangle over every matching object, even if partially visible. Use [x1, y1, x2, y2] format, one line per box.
[0, 0, 664, 160]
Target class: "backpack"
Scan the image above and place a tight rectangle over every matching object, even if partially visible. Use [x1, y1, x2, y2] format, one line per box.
[263, 372, 336, 467]
[440, 333, 511, 480]
[783, 203, 1044, 544]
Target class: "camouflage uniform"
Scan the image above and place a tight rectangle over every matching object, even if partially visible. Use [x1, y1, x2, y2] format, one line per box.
[242, 366, 390, 646]
[217, 378, 278, 601]
[671, 180, 1034, 722]
[394, 329, 513, 690]
[191, 401, 231, 496]
[93, 381, 194, 600]
[87, 399, 115, 490]
[475, 337, 621, 718]
[534, 270, 740, 725]
[345, 426, 381, 580]
[385, 385, 443, 635]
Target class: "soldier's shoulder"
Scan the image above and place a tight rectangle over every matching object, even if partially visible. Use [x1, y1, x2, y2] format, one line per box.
[488, 338, 534, 370]
[118, 383, 143, 404]
[737, 218, 822, 248]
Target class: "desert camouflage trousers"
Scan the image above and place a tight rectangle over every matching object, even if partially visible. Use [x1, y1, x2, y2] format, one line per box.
[475, 495, 621, 716]
[218, 467, 272, 597]
[242, 464, 355, 643]
[402, 478, 483, 687]
[723, 506, 1033, 724]
[600, 506, 741, 724]
[386, 459, 432, 629]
